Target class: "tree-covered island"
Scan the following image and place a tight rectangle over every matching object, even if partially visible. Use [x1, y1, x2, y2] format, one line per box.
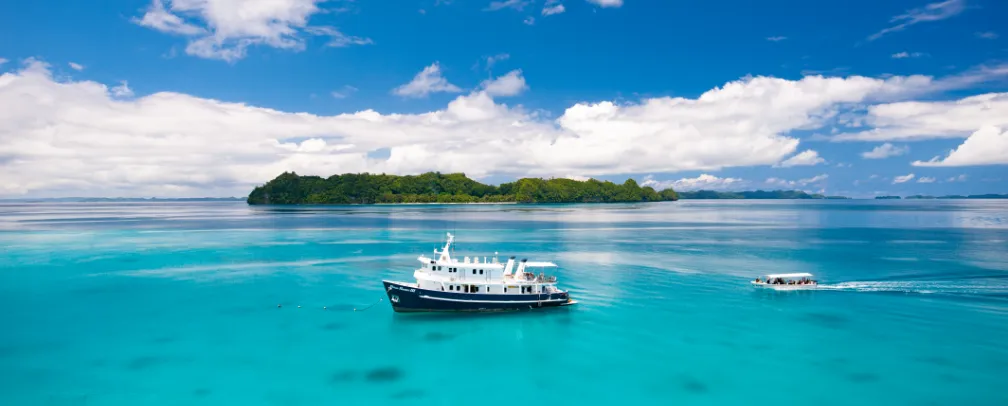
[247, 172, 679, 204]
[246, 172, 858, 204]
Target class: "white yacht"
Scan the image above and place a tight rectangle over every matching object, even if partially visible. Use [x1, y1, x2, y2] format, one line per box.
[382, 233, 576, 312]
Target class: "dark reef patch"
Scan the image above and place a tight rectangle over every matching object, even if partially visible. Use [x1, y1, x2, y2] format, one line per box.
[846, 372, 879, 383]
[422, 332, 454, 342]
[321, 322, 344, 331]
[365, 367, 403, 383]
[680, 376, 709, 394]
[0, 342, 63, 359]
[152, 336, 177, 344]
[798, 312, 850, 329]
[938, 373, 962, 383]
[913, 355, 955, 367]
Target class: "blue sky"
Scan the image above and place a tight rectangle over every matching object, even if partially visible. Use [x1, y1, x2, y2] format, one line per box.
[0, 0, 1006, 198]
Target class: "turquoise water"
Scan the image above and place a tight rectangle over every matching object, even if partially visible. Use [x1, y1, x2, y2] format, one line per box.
[2, 200, 1007, 405]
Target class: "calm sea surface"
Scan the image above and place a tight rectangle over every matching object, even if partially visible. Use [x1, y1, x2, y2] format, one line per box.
[1, 200, 1007, 405]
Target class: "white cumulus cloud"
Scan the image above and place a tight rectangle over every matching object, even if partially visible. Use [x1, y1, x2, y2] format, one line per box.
[486, 0, 530, 11]
[132, 0, 370, 62]
[586, 0, 623, 7]
[68, 62, 85, 71]
[766, 174, 828, 187]
[892, 51, 926, 59]
[917, 176, 935, 183]
[861, 143, 908, 159]
[643, 174, 744, 191]
[2, 59, 1001, 198]
[777, 149, 824, 167]
[392, 62, 463, 98]
[110, 80, 134, 98]
[912, 126, 1008, 167]
[133, 0, 205, 36]
[483, 53, 510, 71]
[543, 3, 565, 16]
[893, 173, 916, 184]
[303, 26, 373, 48]
[832, 86, 1008, 142]
[480, 70, 527, 97]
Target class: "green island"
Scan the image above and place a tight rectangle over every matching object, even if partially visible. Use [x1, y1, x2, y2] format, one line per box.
[247, 172, 679, 204]
[677, 190, 847, 199]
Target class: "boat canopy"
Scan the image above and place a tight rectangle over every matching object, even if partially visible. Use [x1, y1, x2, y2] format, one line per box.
[764, 273, 813, 279]
[523, 261, 558, 268]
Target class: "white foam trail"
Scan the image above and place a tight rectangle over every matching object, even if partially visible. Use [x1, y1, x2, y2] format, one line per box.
[817, 281, 1007, 295]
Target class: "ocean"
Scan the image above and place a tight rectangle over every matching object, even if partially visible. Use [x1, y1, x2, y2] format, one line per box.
[1, 200, 1006, 405]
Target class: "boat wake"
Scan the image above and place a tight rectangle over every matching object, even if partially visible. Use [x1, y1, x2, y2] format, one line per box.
[816, 281, 1008, 297]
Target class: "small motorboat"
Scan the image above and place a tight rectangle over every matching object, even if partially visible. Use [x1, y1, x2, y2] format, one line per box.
[751, 273, 819, 291]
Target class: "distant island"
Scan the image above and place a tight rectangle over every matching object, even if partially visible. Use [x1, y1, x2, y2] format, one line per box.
[247, 172, 679, 204]
[875, 195, 902, 200]
[677, 190, 846, 199]
[904, 194, 1008, 199]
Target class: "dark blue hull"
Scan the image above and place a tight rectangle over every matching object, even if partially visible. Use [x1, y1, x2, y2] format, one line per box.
[383, 281, 574, 313]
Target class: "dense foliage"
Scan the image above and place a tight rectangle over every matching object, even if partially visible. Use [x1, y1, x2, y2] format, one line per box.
[246, 172, 678, 204]
[677, 190, 831, 199]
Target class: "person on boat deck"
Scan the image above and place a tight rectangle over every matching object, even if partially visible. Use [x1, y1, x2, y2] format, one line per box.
[755, 277, 762, 283]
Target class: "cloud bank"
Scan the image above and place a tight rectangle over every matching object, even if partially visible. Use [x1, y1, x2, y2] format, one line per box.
[913, 126, 1008, 166]
[1, 58, 1004, 197]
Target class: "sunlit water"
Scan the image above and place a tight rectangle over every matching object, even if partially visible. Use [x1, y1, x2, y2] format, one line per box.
[1, 200, 1007, 405]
